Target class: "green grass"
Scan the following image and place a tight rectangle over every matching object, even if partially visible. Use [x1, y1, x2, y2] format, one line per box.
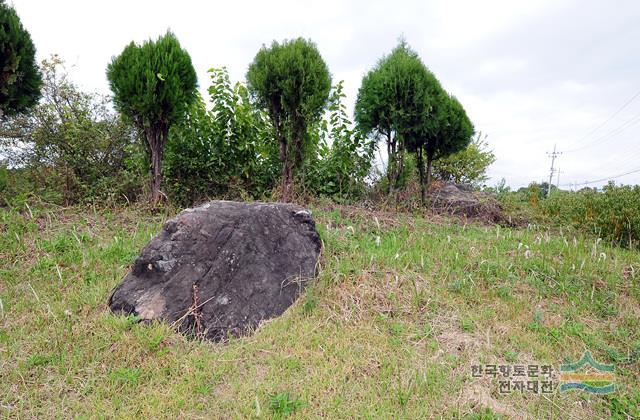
[0, 202, 639, 418]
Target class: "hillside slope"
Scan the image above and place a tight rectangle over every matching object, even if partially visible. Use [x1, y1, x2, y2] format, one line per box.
[0, 203, 638, 418]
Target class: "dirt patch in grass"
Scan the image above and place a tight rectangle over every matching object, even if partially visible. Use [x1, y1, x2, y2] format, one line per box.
[461, 380, 522, 418]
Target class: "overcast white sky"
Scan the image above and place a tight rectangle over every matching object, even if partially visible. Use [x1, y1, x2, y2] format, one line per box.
[9, 0, 640, 188]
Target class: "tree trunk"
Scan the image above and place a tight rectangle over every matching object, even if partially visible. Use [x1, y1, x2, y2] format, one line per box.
[283, 159, 295, 201]
[279, 142, 289, 202]
[145, 124, 167, 206]
[150, 144, 162, 205]
[393, 139, 405, 206]
[293, 124, 305, 172]
[426, 153, 433, 189]
[276, 123, 290, 202]
[386, 136, 393, 193]
[395, 141, 405, 188]
[386, 130, 396, 196]
[289, 121, 306, 201]
[417, 147, 426, 205]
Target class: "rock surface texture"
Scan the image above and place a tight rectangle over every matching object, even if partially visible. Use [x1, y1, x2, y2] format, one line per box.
[108, 201, 321, 341]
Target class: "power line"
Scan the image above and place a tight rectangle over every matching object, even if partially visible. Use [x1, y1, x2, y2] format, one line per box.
[563, 110, 640, 153]
[591, 147, 640, 173]
[563, 87, 640, 153]
[590, 112, 640, 144]
[560, 166, 640, 188]
[556, 167, 563, 187]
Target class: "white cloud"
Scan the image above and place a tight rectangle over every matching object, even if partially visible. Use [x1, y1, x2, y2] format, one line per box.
[477, 58, 527, 77]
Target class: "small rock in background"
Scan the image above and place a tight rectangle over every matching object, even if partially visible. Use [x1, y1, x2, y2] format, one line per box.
[429, 182, 510, 225]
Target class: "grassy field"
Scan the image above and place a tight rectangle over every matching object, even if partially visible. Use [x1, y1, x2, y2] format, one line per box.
[0, 202, 638, 419]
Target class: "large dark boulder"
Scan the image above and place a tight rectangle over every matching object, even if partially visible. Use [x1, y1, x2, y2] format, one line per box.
[108, 201, 322, 341]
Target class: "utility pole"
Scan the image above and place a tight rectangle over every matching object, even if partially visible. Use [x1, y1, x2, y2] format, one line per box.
[546, 144, 562, 197]
[556, 168, 563, 190]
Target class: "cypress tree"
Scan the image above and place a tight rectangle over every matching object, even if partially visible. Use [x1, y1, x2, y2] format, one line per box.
[247, 38, 331, 201]
[107, 31, 197, 205]
[0, 0, 42, 118]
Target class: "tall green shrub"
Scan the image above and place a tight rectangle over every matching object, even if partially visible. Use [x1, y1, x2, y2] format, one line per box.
[417, 94, 474, 194]
[432, 133, 495, 188]
[107, 31, 197, 205]
[356, 40, 450, 203]
[247, 37, 331, 201]
[303, 81, 375, 199]
[357, 41, 474, 204]
[164, 68, 278, 205]
[355, 41, 425, 196]
[0, 56, 141, 204]
[0, 0, 42, 118]
[542, 184, 640, 248]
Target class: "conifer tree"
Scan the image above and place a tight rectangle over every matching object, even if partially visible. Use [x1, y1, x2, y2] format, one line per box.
[107, 31, 197, 205]
[0, 0, 42, 118]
